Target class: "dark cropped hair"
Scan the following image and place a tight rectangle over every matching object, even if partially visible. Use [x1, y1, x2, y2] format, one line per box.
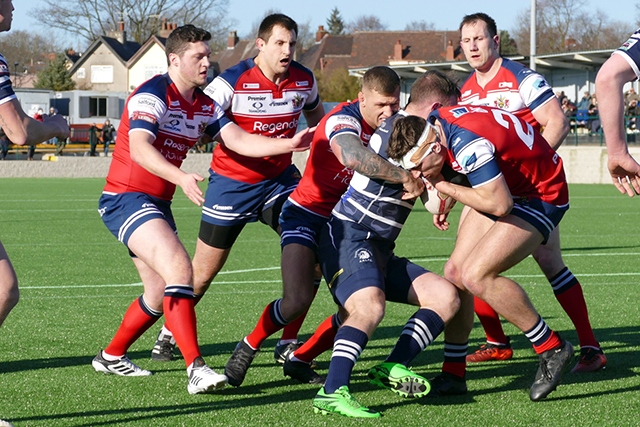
[459, 12, 498, 38]
[409, 70, 460, 105]
[362, 66, 400, 96]
[386, 115, 428, 162]
[165, 24, 211, 61]
[258, 13, 298, 41]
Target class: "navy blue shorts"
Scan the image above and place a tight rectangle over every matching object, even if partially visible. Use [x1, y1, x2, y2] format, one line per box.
[201, 164, 300, 227]
[485, 198, 568, 244]
[99, 192, 175, 247]
[279, 199, 329, 250]
[318, 218, 429, 307]
[615, 30, 640, 78]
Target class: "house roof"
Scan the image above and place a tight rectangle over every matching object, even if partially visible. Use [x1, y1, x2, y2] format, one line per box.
[210, 40, 258, 75]
[127, 35, 168, 67]
[68, 35, 141, 75]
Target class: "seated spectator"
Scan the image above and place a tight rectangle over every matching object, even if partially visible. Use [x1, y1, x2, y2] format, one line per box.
[561, 97, 576, 119]
[625, 87, 639, 108]
[576, 91, 591, 111]
[574, 93, 591, 128]
[627, 98, 638, 130]
[587, 95, 601, 134]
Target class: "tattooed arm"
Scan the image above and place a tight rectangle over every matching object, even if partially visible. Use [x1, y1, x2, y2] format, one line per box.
[330, 132, 424, 198]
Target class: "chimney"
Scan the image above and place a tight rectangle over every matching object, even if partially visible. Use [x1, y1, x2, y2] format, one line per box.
[227, 31, 239, 49]
[316, 25, 328, 43]
[445, 40, 454, 61]
[109, 21, 127, 44]
[158, 18, 174, 38]
[393, 39, 402, 60]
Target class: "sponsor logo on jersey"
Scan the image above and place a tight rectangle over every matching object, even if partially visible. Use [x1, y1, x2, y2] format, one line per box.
[168, 113, 183, 119]
[131, 111, 157, 124]
[136, 96, 159, 108]
[0, 63, 8, 74]
[621, 37, 639, 51]
[295, 225, 314, 234]
[163, 138, 189, 152]
[211, 204, 233, 210]
[450, 106, 470, 118]
[493, 95, 510, 109]
[270, 100, 289, 107]
[243, 83, 260, 89]
[248, 95, 267, 101]
[201, 105, 212, 112]
[253, 118, 299, 134]
[461, 153, 478, 168]
[292, 94, 304, 108]
[498, 82, 513, 88]
[534, 78, 547, 89]
[252, 101, 264, 109]
[355, 248, 373, 263]
[296, 81, 309, 87]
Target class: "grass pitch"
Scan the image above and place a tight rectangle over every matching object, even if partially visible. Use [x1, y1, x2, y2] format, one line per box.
[0, 179, 639, 426]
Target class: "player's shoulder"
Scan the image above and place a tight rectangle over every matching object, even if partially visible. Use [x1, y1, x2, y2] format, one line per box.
[288, 60, 315, 80]
[135, 74, 171, 99]
[501, 58, 542, 81]
[216, 58, 255, 86]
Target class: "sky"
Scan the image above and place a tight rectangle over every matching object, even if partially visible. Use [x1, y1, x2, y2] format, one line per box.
[8, 0, 640, 49]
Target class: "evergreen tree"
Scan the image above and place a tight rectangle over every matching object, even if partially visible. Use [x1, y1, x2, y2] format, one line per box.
[499, 30, 519, 56]
[34, 53, 75, 91]
[326, 7, 345, 35]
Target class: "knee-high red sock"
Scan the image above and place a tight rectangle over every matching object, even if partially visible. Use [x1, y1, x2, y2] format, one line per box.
[163, 285, 200, 367]
[246, 300, 288, 349]
[474, 296, 509, 345]
[550, 269, 599, 348]
[292, 313, 340, 364]
[105, 296, 160, 356]
[280, 285, 320, 341]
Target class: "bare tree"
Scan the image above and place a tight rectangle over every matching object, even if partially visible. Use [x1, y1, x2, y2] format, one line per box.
[0, 30, 60, 75]
[345, 15, 387, 33]
[244, 9, 314, 54]
[404, 21, 435, 31]
[512, 0, 634, 54]
[30, 0, 234, 49]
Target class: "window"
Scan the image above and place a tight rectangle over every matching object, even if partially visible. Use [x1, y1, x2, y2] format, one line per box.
[90, 97, 107, 117]
[77, 68, 86, 79]
[91, 65, 113, 83]
[144, 65, 165, 80]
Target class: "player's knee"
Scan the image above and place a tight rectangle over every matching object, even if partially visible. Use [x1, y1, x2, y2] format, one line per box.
[443, 259, 462, 287]
[0, 281, 19, 311]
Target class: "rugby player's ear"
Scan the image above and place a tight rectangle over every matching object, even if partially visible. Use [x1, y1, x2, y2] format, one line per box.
[357, 91, 365, 105]
[168, 52, 180, 68]
[430, 102, 442, 113]
[255, 37, 265, 50]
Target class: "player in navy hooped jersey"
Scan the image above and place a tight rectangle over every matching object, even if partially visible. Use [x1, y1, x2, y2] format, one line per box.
[387, 105, 574, 402]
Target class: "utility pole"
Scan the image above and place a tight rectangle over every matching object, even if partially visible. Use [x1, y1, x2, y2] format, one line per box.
[530, 0, 537, 71]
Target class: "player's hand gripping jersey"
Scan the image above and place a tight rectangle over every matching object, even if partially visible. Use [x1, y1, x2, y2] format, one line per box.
[431, 105, 569, 207]
[204, 58, 320, 184]
[104, 74, 230, 200]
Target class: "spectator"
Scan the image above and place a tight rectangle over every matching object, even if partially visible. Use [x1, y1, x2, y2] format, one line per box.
[27, 109, 45, 160]
[46, 107, 58, 146]
[561, 97, 576, 119]
[101, 119, 116, 155]
[576, 91, 591, 111]
[88, 122, 98, 156]
[627, 98, 639, 131]
[588, 94, 601, 134]
[625, 86, 639, 107]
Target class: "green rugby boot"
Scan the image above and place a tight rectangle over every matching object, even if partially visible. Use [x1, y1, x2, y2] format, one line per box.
[313, 386, 381, 418]
[368, 362, 431, 398]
